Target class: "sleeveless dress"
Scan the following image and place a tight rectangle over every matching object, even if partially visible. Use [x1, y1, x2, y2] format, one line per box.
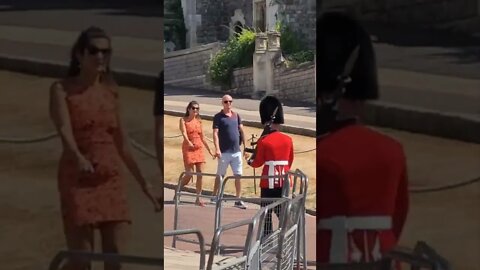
[57, 80, 130, 227]
[181, 118, 206, 165]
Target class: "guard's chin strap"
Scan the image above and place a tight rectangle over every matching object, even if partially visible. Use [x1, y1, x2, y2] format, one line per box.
[317, 45, 360, 138]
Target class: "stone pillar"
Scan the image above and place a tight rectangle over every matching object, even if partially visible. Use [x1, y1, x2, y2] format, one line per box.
[252, 0, 281, 98]
[253, 0, 266, 32]
[253, 33, 268, 97]
[266, 0, 279, 31]
[252, 31, 281, 97]
[181, 0, 201, 48]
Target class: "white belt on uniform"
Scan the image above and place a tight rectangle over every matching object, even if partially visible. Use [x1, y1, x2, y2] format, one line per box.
[318, 216, 392, 263]
[264, 160, 289, 189]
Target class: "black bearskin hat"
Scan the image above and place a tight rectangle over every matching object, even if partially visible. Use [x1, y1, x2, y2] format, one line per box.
[316, 11, 379, 100]
[259, 96, 284, 125]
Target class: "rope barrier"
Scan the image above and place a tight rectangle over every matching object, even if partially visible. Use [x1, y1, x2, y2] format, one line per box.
[166, 133, 315, 153]
[164, 134, 183, 139]
[1, 131, 479, 193]
[0, 132, 58, 143]
[409, 176, 480, 193]
[129, 138, 157, 159]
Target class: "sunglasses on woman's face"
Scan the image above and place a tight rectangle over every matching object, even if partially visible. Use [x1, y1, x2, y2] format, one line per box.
[87, 45, 112, 56]
[223, 100, 233, 104]
[190, 106, 200, 111]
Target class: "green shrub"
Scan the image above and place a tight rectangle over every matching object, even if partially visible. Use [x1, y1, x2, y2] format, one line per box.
[275, 20, 314, 67]
[276, 21, 307, 55]
[209, 22, 314, 86]
[285, 50, 315, 66]
[208, 27, 256, 87]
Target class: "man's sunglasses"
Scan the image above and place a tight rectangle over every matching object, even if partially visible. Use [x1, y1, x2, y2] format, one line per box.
[87, 45, 112, 56]
[223, 100, 233, 104]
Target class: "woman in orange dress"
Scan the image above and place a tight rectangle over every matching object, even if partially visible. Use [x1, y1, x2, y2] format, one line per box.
[49, 26, 161, 270]
[179, 101, 215, 206]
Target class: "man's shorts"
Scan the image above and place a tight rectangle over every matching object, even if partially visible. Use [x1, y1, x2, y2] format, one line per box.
[216, 151, 243, 176]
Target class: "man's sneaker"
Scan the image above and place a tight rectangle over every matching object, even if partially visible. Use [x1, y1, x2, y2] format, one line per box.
[234, 200, 247, 209]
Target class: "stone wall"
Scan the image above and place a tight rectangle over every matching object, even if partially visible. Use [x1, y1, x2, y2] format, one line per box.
[195, 0, 314, 48]
[196, 0, 253, 44]
[282, 0, 317, 49]
[164, 42, 220, 87]
[321, 0, 480, 25]
[164, 41, 315, 104]
[274, 63, 315, 103]
[232, 67, 254, 96]
[231, 63, 315, 104]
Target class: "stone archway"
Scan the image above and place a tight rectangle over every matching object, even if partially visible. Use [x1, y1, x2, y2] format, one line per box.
[234, 21, 244, 36]
[230, 9, 246, 37]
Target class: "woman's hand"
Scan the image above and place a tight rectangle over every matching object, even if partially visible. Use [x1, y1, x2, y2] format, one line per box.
[209, 149, 216, 158]
[188, 141, 195, 149]
[76, 154, 95, 173]
[142, 184, 163, 212]
[243, 149, 250, 160]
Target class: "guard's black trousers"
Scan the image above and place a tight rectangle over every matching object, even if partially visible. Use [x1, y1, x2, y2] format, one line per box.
[260, 187, 283, 237]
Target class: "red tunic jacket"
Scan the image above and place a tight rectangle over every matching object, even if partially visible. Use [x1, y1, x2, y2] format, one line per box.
[249, 131, 294, 189]
[317, 124, 409, 263]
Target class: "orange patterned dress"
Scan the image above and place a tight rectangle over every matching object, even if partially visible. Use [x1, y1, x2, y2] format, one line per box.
[182, 118, 206, 165]
[57, 80, 130, 227]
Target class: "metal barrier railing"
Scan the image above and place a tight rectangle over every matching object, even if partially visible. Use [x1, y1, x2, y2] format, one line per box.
[171, 169, 309, 270]
[209, 170, 309, 270]
[291, 169, 309, 269]
[172, 172, 221, 248]
[48, 250, 163, 270]
[164, 228, 207, 270]
[385, 241, 451, 270]
[214, 174, 290, 251]
[317, 241, 450, 270]
[215, 169, 308, 233]
[279, 195, 305, 270]
[207, 198, 291, 270]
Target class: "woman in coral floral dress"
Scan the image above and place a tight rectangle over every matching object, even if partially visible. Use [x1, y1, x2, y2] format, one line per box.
[179, 101, 215, 206]
[49, 26, 161, 270]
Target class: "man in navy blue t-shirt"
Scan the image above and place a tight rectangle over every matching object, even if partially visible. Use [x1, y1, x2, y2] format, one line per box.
[212, 95, 247, 209]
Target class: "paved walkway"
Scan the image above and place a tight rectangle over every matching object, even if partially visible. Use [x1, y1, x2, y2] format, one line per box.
[164, 86, 316, 133]
[0, 6, 163, 73]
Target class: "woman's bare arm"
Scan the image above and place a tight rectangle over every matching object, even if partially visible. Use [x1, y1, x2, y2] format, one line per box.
[111, 88, 151, 189]
[179, 118, 191, 144]
[200, 124, 212, 153]
[154, 116, 164, 176]
[49, 82, 81, 158]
